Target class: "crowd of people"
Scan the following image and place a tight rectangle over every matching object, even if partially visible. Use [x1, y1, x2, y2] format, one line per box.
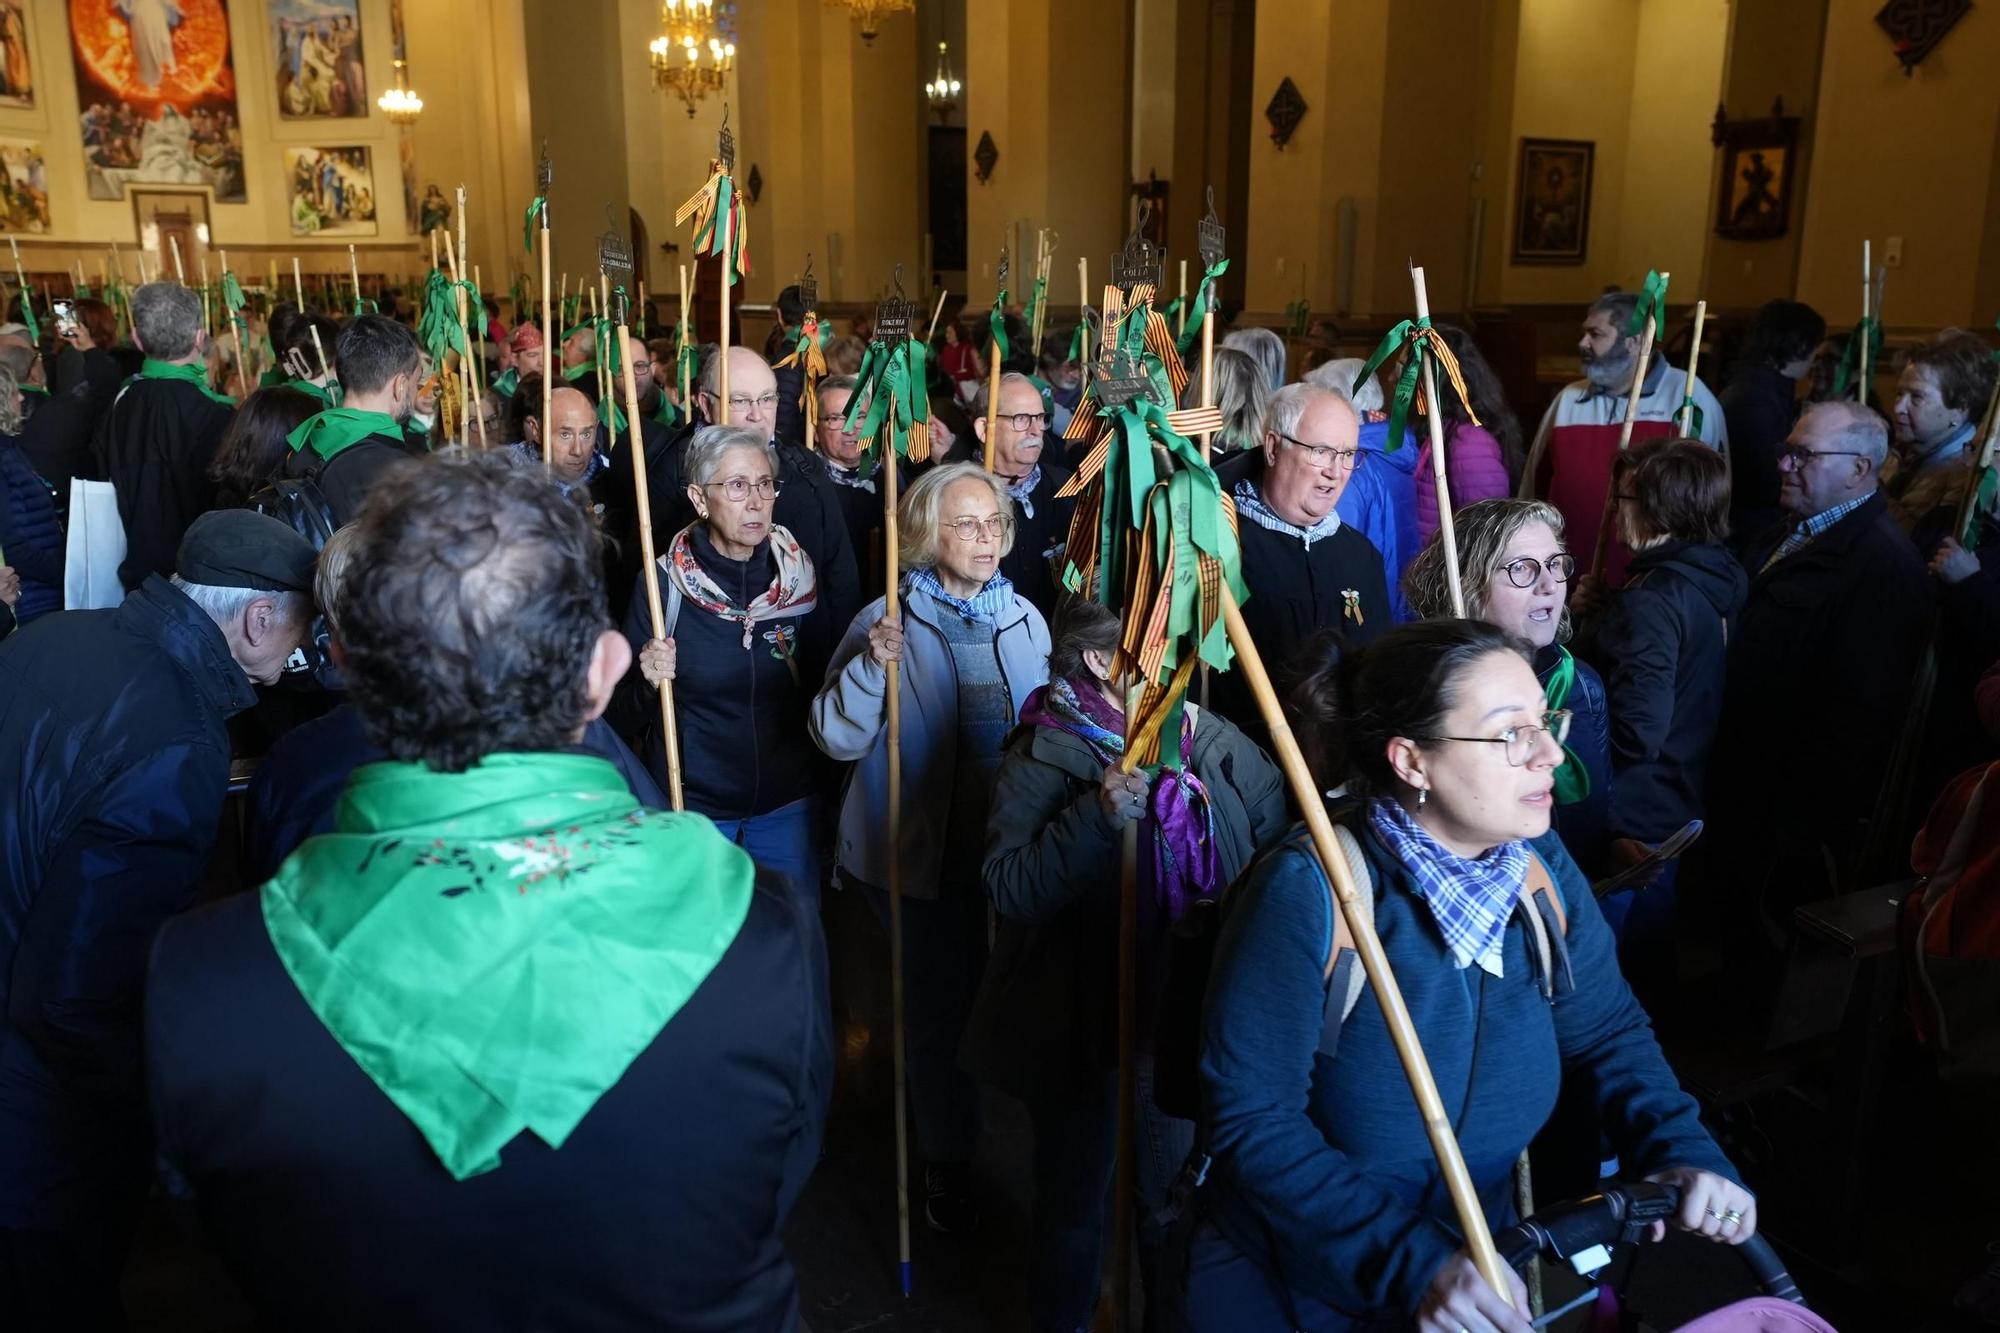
[0, 272, 1990, 1332]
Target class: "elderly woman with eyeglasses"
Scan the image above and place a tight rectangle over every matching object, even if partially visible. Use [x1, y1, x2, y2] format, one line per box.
[1404, 498, 1614, 876]
[614, 424, 836, 899]
[1188, 620, 1752, 1333]
[811, 461, 1051, 1234]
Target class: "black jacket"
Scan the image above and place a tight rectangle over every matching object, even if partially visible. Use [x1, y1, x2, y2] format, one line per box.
[145, 863, 830, 1333]
[0, 577, 257, 1231]
[242, 704, 668, 886]
[1583, 540, 1748, 843]
[91, 375, 235, 590]
[1710, 492, 1933, 867]
[825, 457, 907, 601]
[282, 432, 414, 529]
[1207, 450, 1390, 737]
[1000, 459, 1077, 620]
[1718, 365, 1799, 550]
[634, 420, 863, 636]
[613, 527, 835, 821]
[965, 706, 1288, 1099]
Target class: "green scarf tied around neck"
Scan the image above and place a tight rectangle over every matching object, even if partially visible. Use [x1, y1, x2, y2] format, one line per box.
[262, 752, 755, 1180]
[1543, 645, 1592, 805]
[286, 406, 403, 462]
[141, 357, 234, 406]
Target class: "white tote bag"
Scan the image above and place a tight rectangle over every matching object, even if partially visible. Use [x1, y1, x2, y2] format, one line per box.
[64, 478, 127, 610]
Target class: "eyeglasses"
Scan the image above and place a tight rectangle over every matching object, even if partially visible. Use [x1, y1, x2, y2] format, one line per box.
[947, 514, 1014, 542]
[702, 476, 781, 501]
[1278, 433, 1361, 469]
[726, 392, 782, 415]
[996, 411, 1047, 433]
[1497, 553, 1576, 588]
[1414, 709, 1572, 768]
[1778, 446, 1867, 469]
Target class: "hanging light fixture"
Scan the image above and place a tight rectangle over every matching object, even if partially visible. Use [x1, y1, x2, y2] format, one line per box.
[650, 0, 737, 118]
[827, 0, 915, 45]
[924, 41, 961, 121]
[377, 57, 424, 124]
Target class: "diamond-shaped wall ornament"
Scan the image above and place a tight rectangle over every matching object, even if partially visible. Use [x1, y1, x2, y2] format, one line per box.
[1265, 76, 1307, 149]
[747, 163, 763, 205]
[1875, 0, 1970, 75]
[974, 130, 999, 184]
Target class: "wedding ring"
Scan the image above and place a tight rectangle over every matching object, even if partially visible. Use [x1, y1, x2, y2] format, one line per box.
[1721, 1209, 1744, 1226]
[1704, 1206, 1722, 1219]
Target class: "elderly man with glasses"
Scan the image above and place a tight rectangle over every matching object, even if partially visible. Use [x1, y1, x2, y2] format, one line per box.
[615, 343, 861, 637]
[970, 371, 1075, 617]
[1705, 400, 1933, 952]
[1212, 382, 1390, 737]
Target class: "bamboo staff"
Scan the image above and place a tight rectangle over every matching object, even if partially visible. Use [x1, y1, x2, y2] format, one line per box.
[1176, 258, 1188, 339]
[169, 236, 185, 284]
[73, 260, 84, 296]
[348, 244, 362, 311]
[983, 251, 1005, 471]
[677, 263, 692, 408]
[717, 210, 733, 425]
[443, 229, 483, 450]
[637, 279, 647, 336]
[618, 295, 686, 811]
[196, 255, 209, 328]
[881, 418, 912, 1299]
[541, 208, 555, 469]
[1588, 271, 1666, 578]
[1858, 241, 1871, 405]
[1199, 302, 1216, 463]
[219, 248, 250, 392]
[1217, 586, 1518, 1307]
[7, 239, 25, 328]
[925, 287, 949, 343]
[1677, 300, 1708, 437]
[596, 275, 611, 407]
[292, 257, 306, 311]
[1077, 257, 1091, 364]
[1413, 267, 1467, 617]
[1953, 365, 2000, 544]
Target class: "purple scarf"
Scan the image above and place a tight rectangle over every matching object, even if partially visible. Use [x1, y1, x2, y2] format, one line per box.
[1019, 675, 1220, 923]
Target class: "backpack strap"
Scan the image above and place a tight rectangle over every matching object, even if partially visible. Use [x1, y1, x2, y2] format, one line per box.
[1316, 824, 1372, 1060]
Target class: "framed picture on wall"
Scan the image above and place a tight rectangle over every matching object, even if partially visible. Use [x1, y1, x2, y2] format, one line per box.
[284, 145, 377, 236]
[0, 1, 34, 109]
[1713, 111, 1800, 241]
[271, 0, 366, 119]
[0, 139, 47, 232]
[1511, 138, 1593, 265]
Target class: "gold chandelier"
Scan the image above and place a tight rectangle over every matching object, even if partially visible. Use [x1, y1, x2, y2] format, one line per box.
[650, 0, 737, 117]
[924, 42, 960, 121]
[377, 57, 423, 125]
[827, 0, 915, 44]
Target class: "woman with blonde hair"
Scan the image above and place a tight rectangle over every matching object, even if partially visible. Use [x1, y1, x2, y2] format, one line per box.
[812, 460, 1051, 1234]
[1404, 497, 1613, 874]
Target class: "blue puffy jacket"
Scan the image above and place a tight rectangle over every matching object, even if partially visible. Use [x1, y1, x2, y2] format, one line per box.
[1335, 415, 1419, 622]
[0, 434, 63, 628]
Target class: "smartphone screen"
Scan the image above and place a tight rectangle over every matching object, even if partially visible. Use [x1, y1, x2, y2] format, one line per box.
[51, 299, 77, 337]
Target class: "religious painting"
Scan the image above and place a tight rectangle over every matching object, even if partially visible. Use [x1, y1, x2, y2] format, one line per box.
[283, 144, 375, 236]
[69, 0, 247, 203]
[0, 2, 36, 108]
[1511, 138, 1593, 266]
[1714, 112, 1800, 241]
[271, 0, 366, 119]
[0, 140, 48, 232]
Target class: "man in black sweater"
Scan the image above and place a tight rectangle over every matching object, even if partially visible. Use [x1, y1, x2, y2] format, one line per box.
[1212, 382, 1388, 734]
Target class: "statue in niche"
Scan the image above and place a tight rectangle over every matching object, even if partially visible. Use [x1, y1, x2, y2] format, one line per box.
[418, 183, 450, 237]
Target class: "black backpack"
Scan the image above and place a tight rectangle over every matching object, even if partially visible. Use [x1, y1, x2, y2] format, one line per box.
[246, 472, 338, 554]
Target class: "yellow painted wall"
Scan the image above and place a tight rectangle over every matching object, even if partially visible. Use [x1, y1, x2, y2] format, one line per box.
[1795, 0, 2000, 330]
[1615, 0, 1728, 290]
[1373, 0, 1485, 317]
[1242, 0, 1342, 314]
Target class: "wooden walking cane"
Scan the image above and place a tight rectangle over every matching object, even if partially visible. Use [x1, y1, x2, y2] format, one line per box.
[1858, 241, 1871, 405]
[983, 247, 1007, 471]
[1413, 267, 1468, 619]
[1588, 272, 1666, 579]
[1217, 587, 1520, 1306]
[1677, 301, 1708, 437]
[604, 237, 686, 811]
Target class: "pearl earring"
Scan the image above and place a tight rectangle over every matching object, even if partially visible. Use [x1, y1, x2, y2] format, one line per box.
[1417, 787, 1428, 808]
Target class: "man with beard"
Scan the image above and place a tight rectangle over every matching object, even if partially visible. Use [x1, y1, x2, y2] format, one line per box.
[1521, 290, 1725, 582]
[282, 315, 424, 528]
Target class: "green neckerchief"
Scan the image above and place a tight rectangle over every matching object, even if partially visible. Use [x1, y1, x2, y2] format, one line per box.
[258, 364, 286, 389]
[491, 366, 520, 399]
[21, 382, 46, 397]
[290, 376, 336, 406]
[287, 407, 403, 463]
[1543, 645, 1592, 805]
[262, 752, 754, 1180]
[561, 360, 594, 383]
[140, 357, 234, 406]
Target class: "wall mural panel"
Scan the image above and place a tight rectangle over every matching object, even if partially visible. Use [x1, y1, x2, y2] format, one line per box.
[271, 0, 365, 119]
[284, 143, 374, 235]
[0, 140, 48, 231]
[0, 1, 35, 108]
[70, 0, 246, 202]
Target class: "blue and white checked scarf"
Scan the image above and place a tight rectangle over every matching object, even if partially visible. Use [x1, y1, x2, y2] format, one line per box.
[1005, 464, 1043, 520]
[826, 460, 876, 495]
[1759, 491, 1871, 573]
[1368, 796, 1529, 977]
[908, 564, 1017, 624]
[1233, 479, 1342, 549]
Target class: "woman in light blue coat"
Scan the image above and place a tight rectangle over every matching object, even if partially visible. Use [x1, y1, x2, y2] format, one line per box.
[811, 460, 1050, 1234]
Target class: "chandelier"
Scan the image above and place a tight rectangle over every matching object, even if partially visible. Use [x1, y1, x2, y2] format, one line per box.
[924, 41, 960, 121]
[377, 57, 423, 125]
[827, 0, 915, 44]
[650, 0, 737, 117]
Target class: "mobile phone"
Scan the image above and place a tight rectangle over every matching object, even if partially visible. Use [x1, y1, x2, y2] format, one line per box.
[51, 298, 78, 338]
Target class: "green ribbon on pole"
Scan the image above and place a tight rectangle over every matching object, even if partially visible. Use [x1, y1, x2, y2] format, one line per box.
[988, 285, 1009, 363]
[1543, 646, 1592, 804]
[15, 283, 36, 343]
[1627, 269, 1670, 338]
[1965, 467, 1998, 552]
[1025, 274, 1048, 348]
[1353, 316, 1432, 453]
[1832, 316, 1884, 400]
[1175, 258, 1229, 357]
[523, 196, 547, 254]
[1067, 314, 1092, 365]
[419, 269, 468, 363]
[843, 336, 930, 472]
